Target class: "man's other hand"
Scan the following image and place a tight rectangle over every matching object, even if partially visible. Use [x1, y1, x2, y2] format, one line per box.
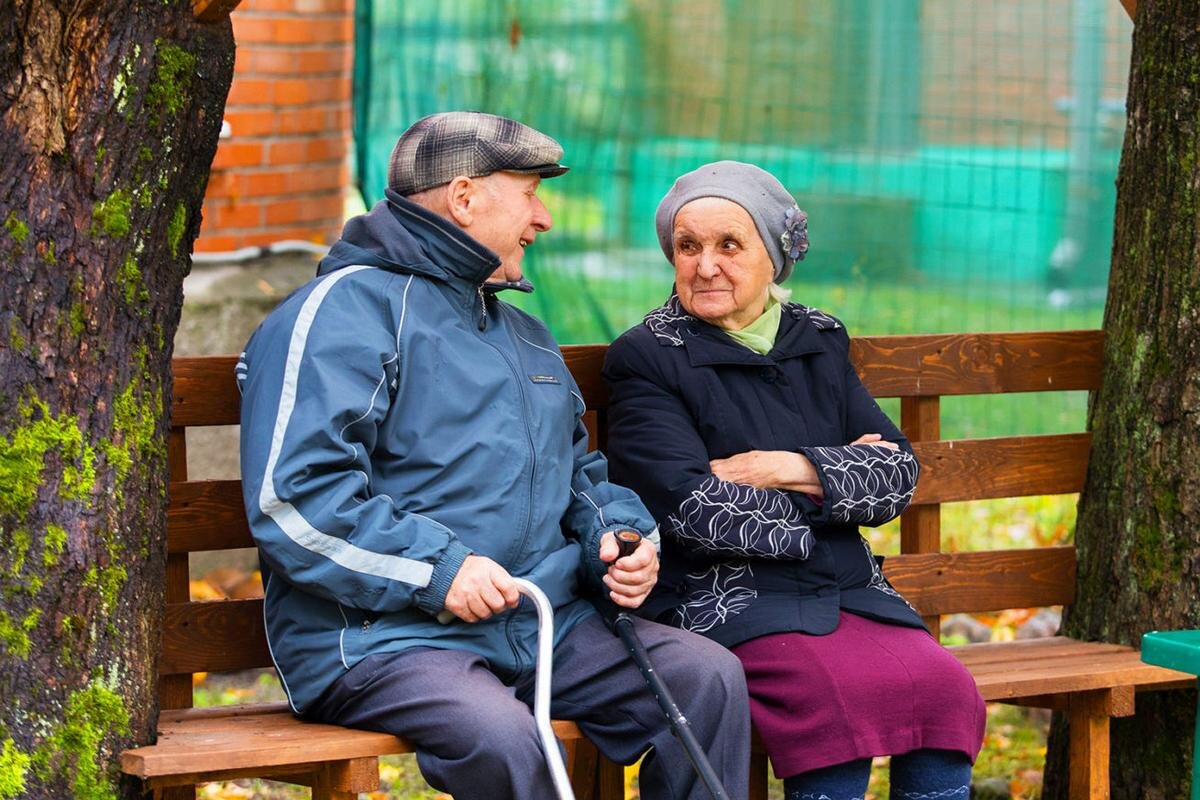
[443, 555, 520, 623]
[599, 531, 659, 609]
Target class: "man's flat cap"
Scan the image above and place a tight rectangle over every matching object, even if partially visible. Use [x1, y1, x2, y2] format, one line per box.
[388, 111, 569, 196]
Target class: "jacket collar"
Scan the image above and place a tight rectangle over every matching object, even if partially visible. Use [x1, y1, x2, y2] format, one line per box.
[642, 292, 841, 367]
[383, 189, 502, 288]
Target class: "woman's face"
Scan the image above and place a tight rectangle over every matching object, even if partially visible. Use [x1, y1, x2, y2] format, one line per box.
[672, 197, 775, 330]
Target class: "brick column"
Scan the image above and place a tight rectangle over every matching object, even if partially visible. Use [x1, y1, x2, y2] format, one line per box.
[195, 0, 352, 253]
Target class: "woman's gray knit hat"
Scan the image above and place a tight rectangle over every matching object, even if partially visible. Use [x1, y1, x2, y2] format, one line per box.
[655, 160, 809, 283]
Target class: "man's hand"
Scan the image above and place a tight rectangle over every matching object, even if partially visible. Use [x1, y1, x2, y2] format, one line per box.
[443, 555, 520, 623]
[598, 531, 658, 609]
[710, 450, 823, 496]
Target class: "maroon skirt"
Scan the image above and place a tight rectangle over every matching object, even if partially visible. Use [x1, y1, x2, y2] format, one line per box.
[730, 611, 985, 778]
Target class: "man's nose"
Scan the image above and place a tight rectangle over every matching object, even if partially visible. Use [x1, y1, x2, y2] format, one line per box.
[532, 198, 552, 232]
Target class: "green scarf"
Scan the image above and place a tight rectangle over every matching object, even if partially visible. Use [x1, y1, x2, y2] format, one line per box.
[725, 296, 782, 355]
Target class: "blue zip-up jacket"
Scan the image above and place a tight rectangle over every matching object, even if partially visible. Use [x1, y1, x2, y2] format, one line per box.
[238, 190, 656, 714]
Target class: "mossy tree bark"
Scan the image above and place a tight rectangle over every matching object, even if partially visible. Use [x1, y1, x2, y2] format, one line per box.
[0, 3, 233, 798]
[1043, 1, 1200, 798]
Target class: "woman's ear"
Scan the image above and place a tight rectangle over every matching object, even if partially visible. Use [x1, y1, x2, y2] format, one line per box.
[444, 176, 476, 227]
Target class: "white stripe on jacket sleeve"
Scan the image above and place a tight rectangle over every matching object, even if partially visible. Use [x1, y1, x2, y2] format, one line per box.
[258, 264, 434, 588]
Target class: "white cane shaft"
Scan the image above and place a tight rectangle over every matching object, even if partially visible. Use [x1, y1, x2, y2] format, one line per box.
[513, 579, 575, 800]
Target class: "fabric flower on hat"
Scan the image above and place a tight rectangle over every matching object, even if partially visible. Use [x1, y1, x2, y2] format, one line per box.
[780, 205, 809, 263]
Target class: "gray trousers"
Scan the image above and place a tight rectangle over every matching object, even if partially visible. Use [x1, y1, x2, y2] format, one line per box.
[307, 613, 750, 800]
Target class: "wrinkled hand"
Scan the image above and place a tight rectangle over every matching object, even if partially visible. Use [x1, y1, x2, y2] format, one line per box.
[598, 531, 658, 609]
[710, 450, 823, 496]
[850, 433, 900, 450]
[443, 555, 520, 623]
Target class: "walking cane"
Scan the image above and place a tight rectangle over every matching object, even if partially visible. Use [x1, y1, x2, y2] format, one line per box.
[513, 578, 577, 800]
[607, 531, 733, 800]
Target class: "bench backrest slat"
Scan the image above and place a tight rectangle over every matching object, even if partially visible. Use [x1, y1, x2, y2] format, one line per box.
[163, 330, 1103, 702]
[168, 480, 251, 553]
[171, 331, 1104, 427]
[164, 432, 1092, 554]
[884, 547, 1076, 615]
[158, 546, 1077, 676]
[850, 330, 1104, 397]
[911, 433, 1090, 504]
[173, 356, 241, 427]
[162, 599, 270, 675]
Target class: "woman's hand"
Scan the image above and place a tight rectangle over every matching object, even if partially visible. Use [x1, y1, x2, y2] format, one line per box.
[850, 433, 900, 450]
[709, 450, 823, 496]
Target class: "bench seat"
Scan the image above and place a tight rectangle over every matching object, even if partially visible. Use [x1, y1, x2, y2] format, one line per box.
[123, 705, 613, 798]
[954, 637, 1191, 702]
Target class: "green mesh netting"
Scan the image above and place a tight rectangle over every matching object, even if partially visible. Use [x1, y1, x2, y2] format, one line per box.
[353, 0, 1131, 436]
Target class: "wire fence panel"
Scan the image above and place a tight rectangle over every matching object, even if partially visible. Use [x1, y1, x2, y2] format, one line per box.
[353, 0, 1132, 436]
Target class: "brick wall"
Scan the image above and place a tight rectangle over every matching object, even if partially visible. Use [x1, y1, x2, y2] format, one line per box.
[195, 0, 353, 253]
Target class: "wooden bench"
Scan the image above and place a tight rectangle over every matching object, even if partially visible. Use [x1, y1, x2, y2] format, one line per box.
[122, 330, 1192, 799]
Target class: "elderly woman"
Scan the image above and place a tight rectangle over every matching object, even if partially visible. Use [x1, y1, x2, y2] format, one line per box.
[602, 161, 985, 800]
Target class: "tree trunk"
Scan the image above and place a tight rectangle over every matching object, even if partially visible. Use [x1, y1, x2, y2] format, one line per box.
[1044, 1, 1200, 798]
[0, 3, 233, 798]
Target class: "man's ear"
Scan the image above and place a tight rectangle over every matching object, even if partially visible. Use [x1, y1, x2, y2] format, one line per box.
[444, 176, 478, 227]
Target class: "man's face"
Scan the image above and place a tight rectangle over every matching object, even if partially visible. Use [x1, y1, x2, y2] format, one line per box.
[470, 172, 553, 283]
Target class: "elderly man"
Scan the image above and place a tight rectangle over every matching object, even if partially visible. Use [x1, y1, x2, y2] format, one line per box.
[236, 112, 749, 800]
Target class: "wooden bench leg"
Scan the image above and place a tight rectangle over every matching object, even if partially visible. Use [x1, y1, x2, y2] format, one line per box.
[594, 757, 624, 800]
[307, 757, 379, 800]
[562, 732, 624, 800]
[311, 790, 357, 800]
[159, 787, 194, 800]
[749, 745, 769, 800]
[1067, 689, 1124, 800]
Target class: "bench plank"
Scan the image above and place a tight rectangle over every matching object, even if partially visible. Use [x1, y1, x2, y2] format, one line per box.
[162, 599, 270, 675]
[850, 330, 1104, 397]
[911, 433, 1090, 504]
[173, 332, 1104, 423]
[162, 548, 1076, 675]
[883, 547, 1077, 614]
[562, 345, 609, 410]
[953, 638, 1191, 700]
[169, 479, 252, 552]
[174, 356, 241, 427]
[122, 703, 586, 779]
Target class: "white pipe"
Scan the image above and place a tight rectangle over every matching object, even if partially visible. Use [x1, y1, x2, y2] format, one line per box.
[190, 239, 330, 265]
[513, 578, 576, 800]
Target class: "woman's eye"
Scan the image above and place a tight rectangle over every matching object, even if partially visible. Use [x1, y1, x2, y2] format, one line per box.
[677, 241, 699, 255]
[722, 239, 739, 251]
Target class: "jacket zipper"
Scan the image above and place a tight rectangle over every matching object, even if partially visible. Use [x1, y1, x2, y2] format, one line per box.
[473, 294, 538, 672]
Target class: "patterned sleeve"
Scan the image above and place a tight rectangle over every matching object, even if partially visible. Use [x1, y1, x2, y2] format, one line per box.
[665, 475, 814, 558]
[800, 333, 922, 527]
[603, 336, 815, 560]
[799, 444, 919, 527]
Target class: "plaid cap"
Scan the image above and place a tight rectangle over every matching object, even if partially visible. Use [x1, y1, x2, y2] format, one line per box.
[388, 111, 569, 195]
